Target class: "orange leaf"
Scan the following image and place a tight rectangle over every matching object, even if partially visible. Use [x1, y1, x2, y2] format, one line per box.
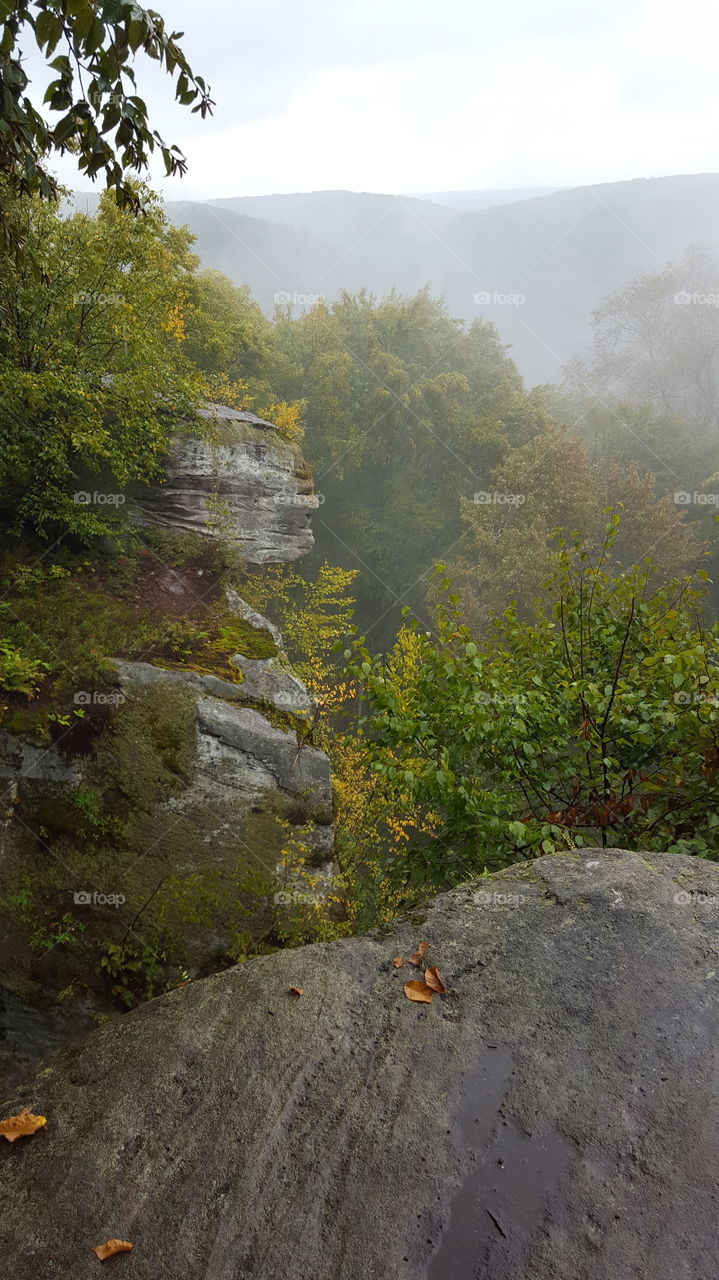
[424, 966, 448, 994]
[0, 1108, 47, 1142]
[408, 941, 430, 966]
[93, 1240, 134, 1261]
[391, 956, 404, 968]
[404, 979, 433, 1003]
[289, 986, 304, 997]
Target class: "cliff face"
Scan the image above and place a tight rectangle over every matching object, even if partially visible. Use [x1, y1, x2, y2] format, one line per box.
[0, 407, 334, 1083]
[1, 850, 717, 1280]
[132, 405, 319, 562]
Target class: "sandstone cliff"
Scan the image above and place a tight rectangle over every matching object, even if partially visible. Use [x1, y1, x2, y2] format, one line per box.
[132, 404, 319, 562]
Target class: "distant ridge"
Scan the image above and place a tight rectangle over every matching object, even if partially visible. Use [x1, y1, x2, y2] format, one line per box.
[69, 175, 719, 385]
[413, 187, 565, 210]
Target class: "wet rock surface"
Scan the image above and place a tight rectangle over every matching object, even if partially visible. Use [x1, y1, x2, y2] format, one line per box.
[1, 849, 717, 1279]
[132, 405, 319, 563]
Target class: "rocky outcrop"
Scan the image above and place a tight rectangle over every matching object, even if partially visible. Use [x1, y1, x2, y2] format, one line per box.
[111, 655, 314, 719]
[1, 849, 717, 1279]
[132, 404, 319, 563]
[0, 589, 335, 1084]
[0, 405, 334, 1084]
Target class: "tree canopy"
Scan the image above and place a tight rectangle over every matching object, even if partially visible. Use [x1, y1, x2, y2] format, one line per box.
[0, 0, 212, 254]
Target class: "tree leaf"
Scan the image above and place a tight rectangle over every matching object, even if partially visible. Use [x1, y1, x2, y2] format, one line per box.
[391, 956, 404, 968]
[0, 1107, 47, 1142]
[408, 941, 430, 966]
[424, 966, 447, 994]
[404, 979, 433, 1003]
[93, 1240, 134, 1261]
[289, 986, 304, 997]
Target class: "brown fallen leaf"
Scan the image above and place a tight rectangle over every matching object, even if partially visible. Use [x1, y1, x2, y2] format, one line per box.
[404, 979, 434, 1003]
[391, 956, 404, 968]
[424, 966, 448, 994]
[93, 1240, 134, 1261]
[289, 986, 304, 997]
[0, 1107, 47, 1143]
[408, 941, 430, 966]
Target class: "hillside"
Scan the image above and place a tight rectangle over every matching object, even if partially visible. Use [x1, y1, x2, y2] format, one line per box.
[415, 185, 565, 210]
[161, 173, 719, 384]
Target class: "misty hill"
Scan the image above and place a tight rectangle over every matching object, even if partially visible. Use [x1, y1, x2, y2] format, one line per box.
[164, 174, 719, 385]
[207, 189, 455, 242]
[415, 186, 564, 210]
[72, 174, 719, 385]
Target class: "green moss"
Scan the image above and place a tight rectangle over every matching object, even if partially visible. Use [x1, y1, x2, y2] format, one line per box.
[0, 540, 278, 739]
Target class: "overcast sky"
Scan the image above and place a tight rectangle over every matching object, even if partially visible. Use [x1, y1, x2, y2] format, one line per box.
[44, 0, 719, 198]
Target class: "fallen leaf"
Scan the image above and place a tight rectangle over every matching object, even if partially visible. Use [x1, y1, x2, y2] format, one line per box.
[424, 966, 448, 994]
[408, 941, 430, 966]
[391, 956, 404, 968]
[93, 1240, 134, 1261]
[0, 1108, 47, 1143]
[404, 979, 433, 1003]
[289, 986, 304, 997]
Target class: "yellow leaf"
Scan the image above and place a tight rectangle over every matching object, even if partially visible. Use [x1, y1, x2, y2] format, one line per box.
[0, 1108, 47, 1142]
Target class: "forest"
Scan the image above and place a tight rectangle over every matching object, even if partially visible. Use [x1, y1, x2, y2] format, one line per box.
[0, 179, 716, 967]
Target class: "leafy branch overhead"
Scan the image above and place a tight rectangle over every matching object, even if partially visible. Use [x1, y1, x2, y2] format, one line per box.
[0, 0, 213, 241]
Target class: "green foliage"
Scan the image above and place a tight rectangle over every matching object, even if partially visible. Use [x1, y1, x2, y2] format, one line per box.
[568, 246, 719, 437]
[0, 537, 282, 732]
[267, 290, 543, 641]
[0, 185, 207, 537]
[183, 269, 274, 388]
[0, 0, 212, 255]
[447, 424, 710, 631]
[1, 879, 86, 953]
[348, 516, 719, 891]
[0, 630, 46, 694]
[98, 938, 175, 1009]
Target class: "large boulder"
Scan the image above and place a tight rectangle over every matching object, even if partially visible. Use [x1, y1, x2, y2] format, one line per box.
[1, 848, 717, 1279]
[131, 405, 319, 563]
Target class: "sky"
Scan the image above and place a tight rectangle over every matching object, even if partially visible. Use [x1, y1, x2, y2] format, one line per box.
[38, 0, 719, 199]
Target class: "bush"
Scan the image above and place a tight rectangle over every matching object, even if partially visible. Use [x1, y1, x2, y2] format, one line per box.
[349, 516, 719, 890]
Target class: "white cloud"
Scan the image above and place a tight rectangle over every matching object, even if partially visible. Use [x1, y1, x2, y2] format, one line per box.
[47, 0, 719, 199]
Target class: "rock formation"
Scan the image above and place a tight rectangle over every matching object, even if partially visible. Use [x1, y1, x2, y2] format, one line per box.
[0, 406, 333, 1081]
[1, 849, 717, 1279]
[132, 404, 319, 562]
